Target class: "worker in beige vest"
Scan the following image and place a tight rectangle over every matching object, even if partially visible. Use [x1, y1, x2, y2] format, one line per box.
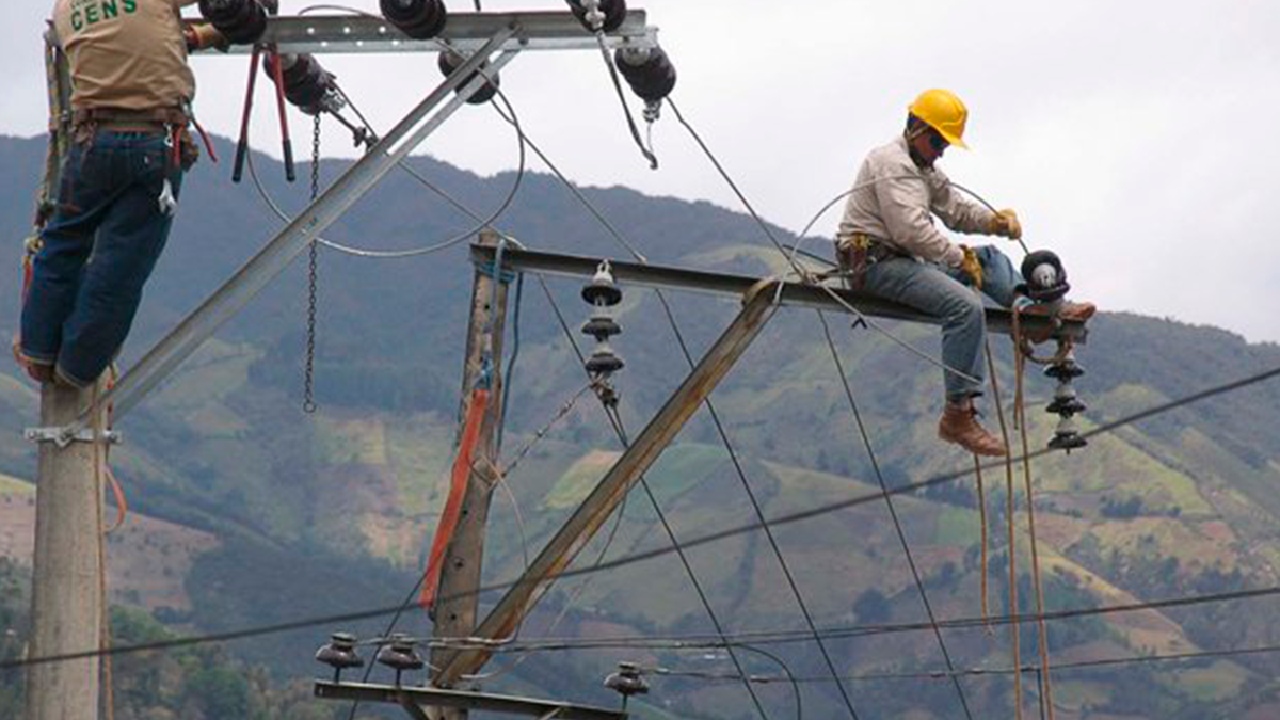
[16, 0, 222, 387]
[835, 89, 1096, 456]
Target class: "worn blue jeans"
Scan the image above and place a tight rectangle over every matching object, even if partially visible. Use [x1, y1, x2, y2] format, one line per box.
[863, 245, 1022, 401]
[20, 130, 182, 387]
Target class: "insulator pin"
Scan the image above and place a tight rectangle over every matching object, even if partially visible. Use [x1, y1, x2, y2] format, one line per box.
[316, 632, 364, 683]
[605, 661, 650, 699]
[381, 0, 449, 39]
[1020, 250, 1071, 304]
[614, 47, 677, 102]
[581, 315, 623, 341]
[586, 346, 626, 375]
[264, 53, 338, 115]
[376, 634, 424, 686]
[582, 261, 623, 306]
[198, 0, 272, 45]
[438, 51, 500, 105]
[1044, 347, 1088, 451]
[567, 0, 628, 32]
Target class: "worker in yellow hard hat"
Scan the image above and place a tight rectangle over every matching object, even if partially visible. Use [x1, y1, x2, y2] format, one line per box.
[833, 89, 1095, 457]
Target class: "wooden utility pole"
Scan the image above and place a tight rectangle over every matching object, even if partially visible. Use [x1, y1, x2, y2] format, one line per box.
[435, 281, 779, 685]
[26, 381, 109, 720]
[429, 229, 511, 718]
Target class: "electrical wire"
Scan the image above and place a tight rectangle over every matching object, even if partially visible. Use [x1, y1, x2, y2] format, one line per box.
[10, 136, 1280, 684]
[602, 403, 773, 720]
[592, 25, 658, 169]
[654, 640, 1280, 685]
[815, 310, 974, 719]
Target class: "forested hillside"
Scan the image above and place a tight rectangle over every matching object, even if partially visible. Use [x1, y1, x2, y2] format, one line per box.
[3, 133, 1280, 719]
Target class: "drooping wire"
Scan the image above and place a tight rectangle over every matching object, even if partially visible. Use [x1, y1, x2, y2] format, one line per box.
[9, 365, 1280, 672]
[601, 403, 773, 720]
[650, 299, 863, 719]
[500, 94, 856, 715]
[591, 25, 658, 169]
[815, 310, 975, 720]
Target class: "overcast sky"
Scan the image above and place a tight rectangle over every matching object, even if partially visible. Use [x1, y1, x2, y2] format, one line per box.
[3, 1, 1279, 344]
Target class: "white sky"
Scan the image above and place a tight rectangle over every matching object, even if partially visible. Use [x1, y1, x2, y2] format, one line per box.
[3, 1, 1279, 343]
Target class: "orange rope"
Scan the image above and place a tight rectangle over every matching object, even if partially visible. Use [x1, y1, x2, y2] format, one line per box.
[973, 455, 990, 629]
[419, 387, 491, 610]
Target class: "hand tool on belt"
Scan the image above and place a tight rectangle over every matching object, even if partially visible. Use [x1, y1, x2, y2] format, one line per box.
[835, 233, 906, 291]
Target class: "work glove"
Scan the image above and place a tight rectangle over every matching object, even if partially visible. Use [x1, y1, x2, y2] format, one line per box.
[959, 244, 983, 289]
[988, 208, 1022, 240]
[185, 24, 229, 52]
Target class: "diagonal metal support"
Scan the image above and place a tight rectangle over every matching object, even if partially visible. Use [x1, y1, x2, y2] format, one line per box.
[434, 281, 780, 686]
[57, 28, 520, 441]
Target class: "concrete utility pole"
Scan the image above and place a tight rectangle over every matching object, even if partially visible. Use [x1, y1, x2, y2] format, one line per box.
[429, 229, 511, 719]
[26, 381, 109, 720]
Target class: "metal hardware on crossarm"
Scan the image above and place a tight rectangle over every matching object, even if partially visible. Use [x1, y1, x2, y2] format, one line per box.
[303, 113, 321, 413]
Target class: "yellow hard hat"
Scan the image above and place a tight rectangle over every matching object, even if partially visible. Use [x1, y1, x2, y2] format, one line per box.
[908, 89, 969, 149]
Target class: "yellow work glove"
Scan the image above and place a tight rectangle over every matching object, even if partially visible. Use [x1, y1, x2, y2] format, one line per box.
[988, 208, 1023, 240]
[185, 24, 229, 52]
[959, 244, 983, 289]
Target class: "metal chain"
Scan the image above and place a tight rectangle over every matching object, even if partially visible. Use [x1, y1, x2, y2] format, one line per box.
[303, 114, 321, 413]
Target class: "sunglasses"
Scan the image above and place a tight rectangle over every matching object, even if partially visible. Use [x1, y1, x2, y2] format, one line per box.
[927, 129, 949, 152]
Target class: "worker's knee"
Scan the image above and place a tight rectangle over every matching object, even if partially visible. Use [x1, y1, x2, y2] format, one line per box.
[940, 290, 984, 327]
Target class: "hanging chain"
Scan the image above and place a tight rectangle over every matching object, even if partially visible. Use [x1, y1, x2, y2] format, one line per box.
[303, 114, 321, 413]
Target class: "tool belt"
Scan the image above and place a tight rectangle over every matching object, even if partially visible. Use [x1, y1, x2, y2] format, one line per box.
[835, 233, 908, 291]
[71, 106, 199, 170]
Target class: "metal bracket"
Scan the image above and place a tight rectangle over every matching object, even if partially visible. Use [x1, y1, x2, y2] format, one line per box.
[24, 427, 123, 448]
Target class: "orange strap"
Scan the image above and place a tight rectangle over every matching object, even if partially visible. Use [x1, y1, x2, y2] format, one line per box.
[419, 388, 490, 610]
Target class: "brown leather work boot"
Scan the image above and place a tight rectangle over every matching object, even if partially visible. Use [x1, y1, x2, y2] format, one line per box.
[938, 399, 1008, 456]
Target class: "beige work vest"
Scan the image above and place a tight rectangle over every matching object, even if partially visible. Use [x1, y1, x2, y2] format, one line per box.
[52, 0, 195, 112]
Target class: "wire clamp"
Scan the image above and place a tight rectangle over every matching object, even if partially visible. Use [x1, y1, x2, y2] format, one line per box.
[24, 426, 123, 448]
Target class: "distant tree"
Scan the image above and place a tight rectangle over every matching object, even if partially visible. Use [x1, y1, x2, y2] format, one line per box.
[853, 588, 892, 624]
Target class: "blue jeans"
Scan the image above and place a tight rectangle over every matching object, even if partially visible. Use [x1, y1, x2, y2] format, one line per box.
[19, 130, 182, 387]
[863, 245, 1022, 401]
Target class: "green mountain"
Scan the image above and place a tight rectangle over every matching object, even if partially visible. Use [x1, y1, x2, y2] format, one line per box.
[3, 133, 1280, 719]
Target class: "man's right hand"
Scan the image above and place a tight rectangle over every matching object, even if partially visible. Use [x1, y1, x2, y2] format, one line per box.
[185, 24, 229, 52]
[959, 244, 983, 289]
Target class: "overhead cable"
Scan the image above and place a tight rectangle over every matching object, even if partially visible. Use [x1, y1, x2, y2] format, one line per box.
[816, 310, 974, 720]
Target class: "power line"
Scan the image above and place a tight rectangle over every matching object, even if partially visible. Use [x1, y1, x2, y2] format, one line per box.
[6, 364, 1280, 672]
[654, 641, 1280, 685]
[816, 310, 974, 719]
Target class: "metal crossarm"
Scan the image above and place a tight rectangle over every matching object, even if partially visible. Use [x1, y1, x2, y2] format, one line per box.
[193, 11, 657, 56]
[470, 243, 1091, 343]
[314, 681, 628, 719]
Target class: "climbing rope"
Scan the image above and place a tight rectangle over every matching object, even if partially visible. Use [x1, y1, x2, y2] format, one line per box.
[1011, 317, 1057, 720]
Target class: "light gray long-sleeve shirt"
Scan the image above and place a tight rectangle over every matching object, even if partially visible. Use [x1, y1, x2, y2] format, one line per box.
[835, 135, 995, 267]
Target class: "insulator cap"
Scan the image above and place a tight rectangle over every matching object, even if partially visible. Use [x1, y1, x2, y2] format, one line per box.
[376, 634, 425, 672]
[582, 265, 623, 306]
[437, 51, 500, 105]
[586, 347, 625, 376]
[581, 315, 623, 341]
[567, 0, 628, 32]
[1049, 432, 1088, 451]
[614, 47, 677, 102]
[1020, 250, 1071, 303]
[1046, 397, 1088, 416]
[263, 53, 337, 115]
[1044, 361, 1086, 381]
[199, 0, 269, 45]
[381, 0, 448, 39]
[605, 661, 650, 696]
[316, 632, 365, 670]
